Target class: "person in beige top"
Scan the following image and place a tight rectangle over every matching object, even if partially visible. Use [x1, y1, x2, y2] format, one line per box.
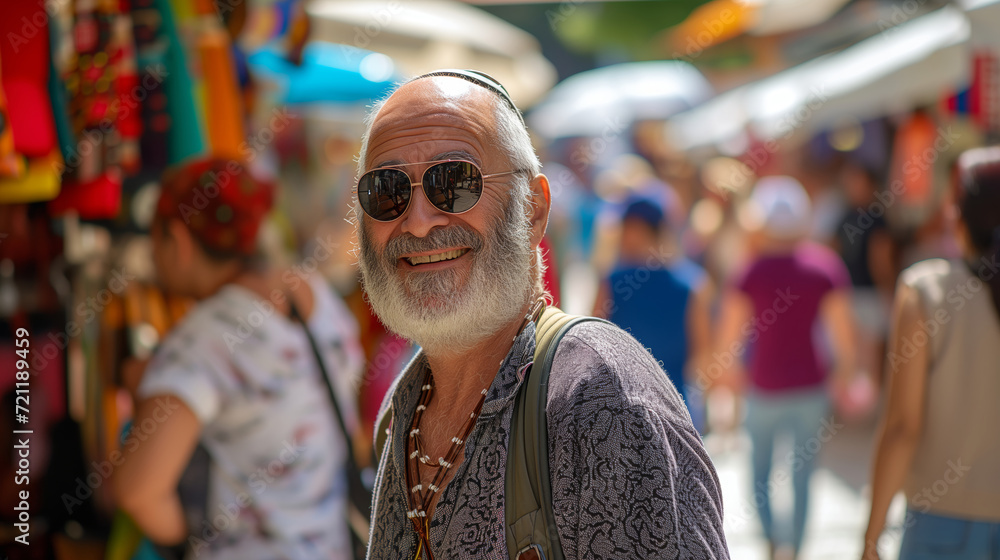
[863, 146, 1000, 560]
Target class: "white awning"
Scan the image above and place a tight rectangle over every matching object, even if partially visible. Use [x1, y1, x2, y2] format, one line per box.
[667, 6, 971, 152]
[528, 61, 713, 140]
[960, 0, 1000, 48]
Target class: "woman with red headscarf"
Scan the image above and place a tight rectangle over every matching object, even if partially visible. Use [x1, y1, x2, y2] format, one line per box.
[112, 158, 364, 560]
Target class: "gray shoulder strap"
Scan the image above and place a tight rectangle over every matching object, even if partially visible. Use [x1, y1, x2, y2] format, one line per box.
[505, 307, 607, 560]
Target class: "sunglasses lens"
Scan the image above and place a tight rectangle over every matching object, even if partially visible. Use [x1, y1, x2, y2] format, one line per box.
[423, 161, 483, 214]
[358, 168, 411, 221]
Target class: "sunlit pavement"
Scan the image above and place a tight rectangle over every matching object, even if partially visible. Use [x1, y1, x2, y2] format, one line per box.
[704, 417, 907, 560]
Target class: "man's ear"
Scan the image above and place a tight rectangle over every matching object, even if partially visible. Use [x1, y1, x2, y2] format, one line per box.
[527, 173, 550, 250]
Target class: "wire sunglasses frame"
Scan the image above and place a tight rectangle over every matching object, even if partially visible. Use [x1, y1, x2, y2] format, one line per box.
[354, 159, 525, 222]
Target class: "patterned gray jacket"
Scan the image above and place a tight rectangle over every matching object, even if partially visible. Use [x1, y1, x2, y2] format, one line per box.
[367, 320, 729, 559]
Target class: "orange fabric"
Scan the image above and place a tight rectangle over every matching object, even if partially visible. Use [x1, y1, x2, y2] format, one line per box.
[0, 55, 24, 178]
[668, 0, 753, 54]
[889, 112, 937, 205]
[200, 29, 245, 159]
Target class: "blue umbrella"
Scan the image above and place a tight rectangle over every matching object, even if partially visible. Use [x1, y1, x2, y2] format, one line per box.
[248, 41, 399, 105]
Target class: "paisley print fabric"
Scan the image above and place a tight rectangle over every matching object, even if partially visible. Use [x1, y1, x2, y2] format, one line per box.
[367, 320, 729, 559]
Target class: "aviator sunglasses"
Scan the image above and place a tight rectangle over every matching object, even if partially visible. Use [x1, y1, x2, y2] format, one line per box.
[355, 159, 523, 222]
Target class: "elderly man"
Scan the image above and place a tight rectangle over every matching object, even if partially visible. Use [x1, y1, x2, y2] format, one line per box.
[354, 70, 728, 560]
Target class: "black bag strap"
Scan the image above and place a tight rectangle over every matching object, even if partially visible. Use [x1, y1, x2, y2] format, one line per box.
[288, 300, 358, 471]
[505, 307, 608, 560]
[288, 298, 372, 550]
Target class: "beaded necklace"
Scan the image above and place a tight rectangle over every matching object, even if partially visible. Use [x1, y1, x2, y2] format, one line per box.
[404, 299, 545, 560]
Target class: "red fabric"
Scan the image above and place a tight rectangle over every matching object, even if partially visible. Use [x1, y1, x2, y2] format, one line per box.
[0, 2, 57, 157]
[889, 112, 937, 205]
[48, 171, 122, 219]
[156, 158, 275, 256]
[971, 51, 1000, 133]
[540, 236, 561, 306]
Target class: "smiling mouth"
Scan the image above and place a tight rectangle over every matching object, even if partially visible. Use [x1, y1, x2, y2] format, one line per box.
[405, 248, 469, 266]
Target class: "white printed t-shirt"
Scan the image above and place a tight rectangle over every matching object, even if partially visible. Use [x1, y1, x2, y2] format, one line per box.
[139, 273, 364, 560]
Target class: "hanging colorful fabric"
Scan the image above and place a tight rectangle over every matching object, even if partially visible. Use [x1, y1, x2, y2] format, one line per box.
[131, 0, 173, 171]
[48, 0, 139, 219]
[0, 56, 26, 179]
[0, 1, 64, 202]
[0, 153, 62, 204]
[190, 0, 247, 159]
[158, 0, 206, 163]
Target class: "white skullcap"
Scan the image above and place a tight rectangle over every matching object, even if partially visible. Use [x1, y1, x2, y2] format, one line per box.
[748, 176, 811, 239]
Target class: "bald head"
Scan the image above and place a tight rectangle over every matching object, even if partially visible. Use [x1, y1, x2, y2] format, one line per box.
[362, 77, 498, 170]
[356, 73, 540, 183]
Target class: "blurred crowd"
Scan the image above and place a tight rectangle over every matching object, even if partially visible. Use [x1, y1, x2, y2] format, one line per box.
[12, 107, 993, 560]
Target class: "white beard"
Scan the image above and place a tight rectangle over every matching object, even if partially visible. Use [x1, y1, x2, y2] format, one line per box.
[357, 196, 534, 356]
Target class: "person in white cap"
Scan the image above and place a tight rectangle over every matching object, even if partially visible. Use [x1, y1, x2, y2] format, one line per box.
[716, 176, 856, 560]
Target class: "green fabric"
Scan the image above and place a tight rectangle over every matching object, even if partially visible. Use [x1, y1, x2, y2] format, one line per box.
[46, 20, 76, 163]
[157, 0, 205, 163]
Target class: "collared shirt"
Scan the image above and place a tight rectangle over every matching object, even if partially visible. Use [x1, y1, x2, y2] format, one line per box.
[367, 320, 729, 559]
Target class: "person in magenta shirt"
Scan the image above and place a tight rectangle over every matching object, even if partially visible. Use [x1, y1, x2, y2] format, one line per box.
[737, 241, 851, 391]
[717, 176, 856, 560]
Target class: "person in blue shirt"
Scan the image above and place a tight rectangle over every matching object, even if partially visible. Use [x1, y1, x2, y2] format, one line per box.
[593, 197, 712, 415]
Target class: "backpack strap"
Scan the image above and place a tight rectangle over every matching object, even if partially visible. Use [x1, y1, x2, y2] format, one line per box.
[373, 307, 608, 560]
[505, 306, 607, 560]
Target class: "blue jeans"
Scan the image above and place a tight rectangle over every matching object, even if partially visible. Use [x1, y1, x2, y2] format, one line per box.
[745, 387, 830, 553]
[900, 510, 1000, 559]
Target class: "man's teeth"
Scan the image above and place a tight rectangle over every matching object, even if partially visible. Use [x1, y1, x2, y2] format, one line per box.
[407, 249, 466, 265]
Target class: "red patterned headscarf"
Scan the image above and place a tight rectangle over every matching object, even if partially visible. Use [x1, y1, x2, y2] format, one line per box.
[155, 157, 275, 256]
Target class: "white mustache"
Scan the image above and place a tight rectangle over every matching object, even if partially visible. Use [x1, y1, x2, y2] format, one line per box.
[383, 226, 484, 262]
